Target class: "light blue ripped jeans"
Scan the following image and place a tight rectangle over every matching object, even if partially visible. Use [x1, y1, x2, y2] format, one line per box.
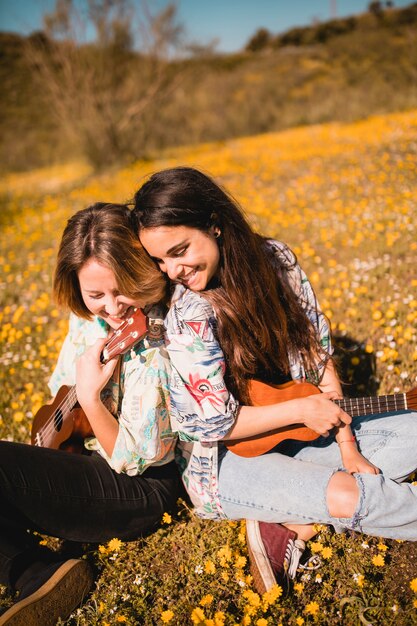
[217, 410, 417, 541]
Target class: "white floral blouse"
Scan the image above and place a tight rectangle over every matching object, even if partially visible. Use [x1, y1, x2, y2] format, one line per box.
[164, 240, 333, 519]
[49, 306, 176, 476]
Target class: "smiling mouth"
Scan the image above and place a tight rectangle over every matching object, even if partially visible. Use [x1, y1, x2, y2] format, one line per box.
[106, 306, 135, 323]
[180, 269, 198, 284]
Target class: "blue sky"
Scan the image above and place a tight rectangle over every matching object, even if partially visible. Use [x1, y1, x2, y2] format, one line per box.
[0, 0, 414, 52]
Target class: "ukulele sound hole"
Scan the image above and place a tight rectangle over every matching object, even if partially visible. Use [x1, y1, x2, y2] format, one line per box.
[53, 409, 63, 432]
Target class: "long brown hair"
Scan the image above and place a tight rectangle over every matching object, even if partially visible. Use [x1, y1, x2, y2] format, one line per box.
[54, 202, 167, 318]
[133, 167, 326, 403]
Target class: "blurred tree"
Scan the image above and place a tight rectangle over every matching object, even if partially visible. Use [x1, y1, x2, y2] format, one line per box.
[245, 28, 272, 52]
[26, 0, 187, 169]
[368, 1, 384, 18]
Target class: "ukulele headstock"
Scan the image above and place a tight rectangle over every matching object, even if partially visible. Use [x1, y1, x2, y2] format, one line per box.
[101, 308, 148, 362]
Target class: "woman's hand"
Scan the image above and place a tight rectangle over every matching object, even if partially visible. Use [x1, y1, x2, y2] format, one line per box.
[75, 338, 120, 457]
[75, 338, 118, 408]
[339, 443, 380, 474]
[296, 392, 352, 437]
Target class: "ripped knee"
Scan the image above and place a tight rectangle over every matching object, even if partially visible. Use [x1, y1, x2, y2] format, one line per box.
[327, 471, 359, 518]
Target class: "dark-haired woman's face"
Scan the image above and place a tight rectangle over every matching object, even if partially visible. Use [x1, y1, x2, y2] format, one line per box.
[140, 225, 220, 292]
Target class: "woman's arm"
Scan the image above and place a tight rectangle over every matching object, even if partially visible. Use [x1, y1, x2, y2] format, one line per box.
[166, 287, 351, 442]
[318, 355, 380, 475]
[75, 337, 120, 457]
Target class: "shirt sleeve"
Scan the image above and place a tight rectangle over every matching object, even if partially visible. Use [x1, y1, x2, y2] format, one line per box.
[48, 314, 107, 396]
[164, 286, 239, 443]
[95, 341, 176, 475]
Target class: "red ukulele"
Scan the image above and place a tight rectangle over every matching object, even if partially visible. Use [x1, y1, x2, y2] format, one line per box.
[31, 308, 148, 453]
[226, 379, 417, 458]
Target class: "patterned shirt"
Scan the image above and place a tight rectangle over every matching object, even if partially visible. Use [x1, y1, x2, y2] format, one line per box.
[49, 306, 176, 475]
[164, 240, 333, 519]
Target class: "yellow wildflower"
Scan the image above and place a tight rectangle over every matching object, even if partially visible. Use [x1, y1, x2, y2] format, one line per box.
[116, 617, 127, 623]
[214, 611, 225, 626]
[310, 541, 323, 553]
[372, 554, 385, 567]
[243, 590, 261, 607]
[410, 578, 417, 593]
[217, 545, 232, 563]
[294, 582, 304, 593]
[262, 584, 282, 607]
[321, 546, 333, 560]
[296, 618, 305, 625]
[305, 601, 319, 616]
[256, 619, 268, 626]
[204, 560, 216, 574]
[107, 538, 123, 552]
[162, 512, 172, 524]
[200, 594, 214, 607]
[235, 555, 247, 569]
[191, 607, 206, 624]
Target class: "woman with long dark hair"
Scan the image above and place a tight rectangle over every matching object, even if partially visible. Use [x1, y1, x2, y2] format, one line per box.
[132, 166, 417, 593]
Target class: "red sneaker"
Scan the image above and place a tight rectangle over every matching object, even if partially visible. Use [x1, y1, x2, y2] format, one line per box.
[246, 520, 305, 594]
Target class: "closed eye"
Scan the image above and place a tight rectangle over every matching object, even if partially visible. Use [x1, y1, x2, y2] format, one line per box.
[172, 246, 188, 257]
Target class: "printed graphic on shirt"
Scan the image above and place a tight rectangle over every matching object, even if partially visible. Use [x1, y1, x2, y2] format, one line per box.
[184, 320, 211, 340]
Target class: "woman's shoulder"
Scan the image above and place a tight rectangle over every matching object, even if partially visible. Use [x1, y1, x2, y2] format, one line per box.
[169, 284, 215, 319]
[68, 312, 108, 345]
[264, 239, 297, 268]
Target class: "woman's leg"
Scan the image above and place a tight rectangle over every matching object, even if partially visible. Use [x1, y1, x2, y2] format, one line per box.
[217, 445, 417, 540]
[0, 441, 180, 589]
[290, 409, 417, 481]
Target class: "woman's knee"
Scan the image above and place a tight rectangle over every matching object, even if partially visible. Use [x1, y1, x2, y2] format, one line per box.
[327, 471, 359, 518]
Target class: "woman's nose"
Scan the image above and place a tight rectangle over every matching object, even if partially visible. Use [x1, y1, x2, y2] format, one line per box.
[105, 296, 123, 315]
[165, 259, 182, 280]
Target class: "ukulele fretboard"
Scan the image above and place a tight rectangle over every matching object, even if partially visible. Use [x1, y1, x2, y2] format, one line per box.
[335, 393, 407, 418]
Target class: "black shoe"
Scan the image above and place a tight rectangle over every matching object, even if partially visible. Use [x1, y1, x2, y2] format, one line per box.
[0, 559, 94, 626]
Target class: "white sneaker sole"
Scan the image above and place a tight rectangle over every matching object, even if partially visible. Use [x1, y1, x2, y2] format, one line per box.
[246, 519, 276, 594]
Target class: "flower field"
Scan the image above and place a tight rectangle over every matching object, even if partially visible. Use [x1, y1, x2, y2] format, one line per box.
[1, 109, 417, 624]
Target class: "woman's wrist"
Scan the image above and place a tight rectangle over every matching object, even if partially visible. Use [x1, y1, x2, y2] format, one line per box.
[337, 436, 356, 446]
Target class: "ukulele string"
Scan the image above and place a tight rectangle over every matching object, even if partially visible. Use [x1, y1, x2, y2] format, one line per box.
[36, 331, 134, 442]
[37, 312, 145, 443]
[35, 386, 78, 444]
[336, 394, 407, 417]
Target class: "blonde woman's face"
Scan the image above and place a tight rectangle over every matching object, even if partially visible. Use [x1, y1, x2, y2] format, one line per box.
[78, 258, 147, 329]
[140, 225, 220, 292]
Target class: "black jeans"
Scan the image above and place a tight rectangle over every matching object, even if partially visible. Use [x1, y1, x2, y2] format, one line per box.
[0, 441, 181, 589]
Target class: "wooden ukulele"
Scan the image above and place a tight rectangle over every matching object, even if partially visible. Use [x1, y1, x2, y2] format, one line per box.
[226, 379, 417, 458]
[31, 308, 148, 453]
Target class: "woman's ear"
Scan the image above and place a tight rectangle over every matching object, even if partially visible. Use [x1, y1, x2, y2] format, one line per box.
[209, 224, 221, 239]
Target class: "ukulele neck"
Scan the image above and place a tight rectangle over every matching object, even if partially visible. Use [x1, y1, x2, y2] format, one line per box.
[334, 392, 407, 418]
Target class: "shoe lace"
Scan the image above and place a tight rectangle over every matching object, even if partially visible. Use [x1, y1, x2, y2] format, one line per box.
[284, 539, 306, 580]
[299, 554, 323, 571]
